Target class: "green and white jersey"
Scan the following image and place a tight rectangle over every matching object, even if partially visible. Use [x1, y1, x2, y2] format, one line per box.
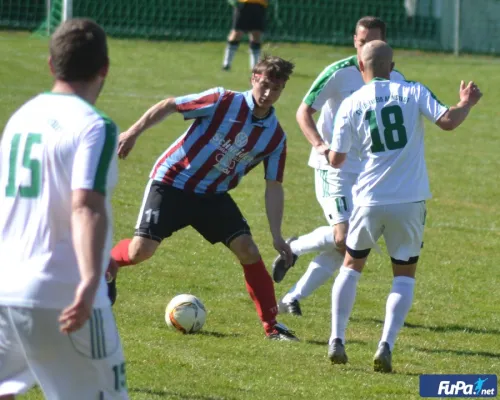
[304, 55, 405, 172]
[331, 79, 448, 206]
[0, 93, 118, 309]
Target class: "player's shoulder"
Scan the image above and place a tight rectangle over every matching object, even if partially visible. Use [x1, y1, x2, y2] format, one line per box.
[318, 55, 359, 79]
[390, 68, 406, 81]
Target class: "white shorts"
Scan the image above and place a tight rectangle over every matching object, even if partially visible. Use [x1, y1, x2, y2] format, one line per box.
[315, 168, 358, 226]
[0, 306, 129, 399]
[346, 202, 426, 262]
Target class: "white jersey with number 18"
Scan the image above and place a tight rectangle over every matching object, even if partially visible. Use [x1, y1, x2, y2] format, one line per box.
[0, 93, 118, 309]
[331, 79, 448, 206]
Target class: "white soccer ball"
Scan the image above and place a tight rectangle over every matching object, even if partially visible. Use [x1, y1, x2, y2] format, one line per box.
[165, 294, 206, 334]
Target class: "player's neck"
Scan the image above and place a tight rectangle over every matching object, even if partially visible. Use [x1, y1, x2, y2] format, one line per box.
[51, 80, 100, 105]
[363, 72, 390, 84]
[253, 105, 272, 119]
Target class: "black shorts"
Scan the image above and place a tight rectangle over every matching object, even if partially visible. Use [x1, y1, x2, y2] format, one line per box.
[134, 180, 251, 246]
[232, 3, 266, 33]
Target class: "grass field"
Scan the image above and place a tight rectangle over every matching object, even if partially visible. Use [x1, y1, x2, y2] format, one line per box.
[1, 32, 499, 399]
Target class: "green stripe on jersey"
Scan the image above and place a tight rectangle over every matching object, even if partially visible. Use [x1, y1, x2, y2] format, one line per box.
[303, 55, 358, 106]
[405, 80, 447, 107]
[93, 118, 117, 195]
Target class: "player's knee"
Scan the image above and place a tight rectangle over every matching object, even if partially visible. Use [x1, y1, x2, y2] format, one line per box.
[334, 231, 347, 251]
[129, 237, 158, 263]
[230, 235, 261, 264]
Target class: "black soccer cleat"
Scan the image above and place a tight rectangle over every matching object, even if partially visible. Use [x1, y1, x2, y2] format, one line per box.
[222, 65, 231, 71]
[279, 299, 302, 317]
[328, 338, 348, 364]
[272, 237, 298, 283]
[266, 323, 300, 342]
[107, 278, 117, 306]
[373, 341, 392, 373]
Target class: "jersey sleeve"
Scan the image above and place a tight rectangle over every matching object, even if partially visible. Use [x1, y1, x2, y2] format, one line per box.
[72, 119, 118, 195]
[302, 66, 339, 111]
[330, 98, 353, 154]
[390, 69, 406, 81]
[263, 137, 287, 182]
[175, 87, 225, 120]
[416, 83, 449, 123]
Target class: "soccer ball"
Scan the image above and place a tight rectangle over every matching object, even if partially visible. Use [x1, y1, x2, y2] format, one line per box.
[165, 294, 206, 334]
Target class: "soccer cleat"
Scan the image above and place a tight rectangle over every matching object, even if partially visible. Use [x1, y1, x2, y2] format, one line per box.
[266, 322, 300, 342]
[272, 237, 298, 283]
[107, 278, 117, 306]
[222, 65, 231, 71]
[328, 338, 348, 364]
[279, 299, 302, 316]
[373, 341, 392, 373]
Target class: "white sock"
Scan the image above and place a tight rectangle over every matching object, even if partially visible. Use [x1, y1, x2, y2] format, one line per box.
[290, 226, 335, 256]
[329, 266, 361, 345]
[282, 250, 343, 304]
[380, 276, 415, 351]
[223, 41, 239, 68]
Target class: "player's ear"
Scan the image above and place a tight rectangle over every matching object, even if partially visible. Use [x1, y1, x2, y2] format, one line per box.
[48, 56, 56, 76]
[353, 35, 357, 48]
[99, 57, 110, 78]
[390, 62, 395, 73]
[359, 59, 365, 73]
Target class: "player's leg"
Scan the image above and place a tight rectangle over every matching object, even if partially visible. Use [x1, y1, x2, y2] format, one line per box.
[109, 181, 192, 303]
[329, 205, 383, 364]
[374, 202, 425, 373]
[222, 3, 245, 70]
[16, 307, 128, 399]
[191, 193, 298, 341]
[247, 4, 265, 68]
[278, 170, 356, 314]
[0, 307, 37, 400]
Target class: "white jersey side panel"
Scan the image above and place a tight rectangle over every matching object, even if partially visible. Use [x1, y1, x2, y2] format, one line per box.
[0, 93, 118, 309]
[331, 79, 448, 206]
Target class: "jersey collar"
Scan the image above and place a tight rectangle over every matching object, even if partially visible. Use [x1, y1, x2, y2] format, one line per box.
[243, 90, 275, 127]
[368, 77, 390, 84]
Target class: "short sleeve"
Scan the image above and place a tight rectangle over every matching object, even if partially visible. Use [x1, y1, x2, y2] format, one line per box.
[416, 83, 449, 123]
[72, 119, 117, 195]
[303, 66, 339, 111]
[175, 87, 225, 120]
[263, 138, 287, 182]
[330, 98, 353, 154]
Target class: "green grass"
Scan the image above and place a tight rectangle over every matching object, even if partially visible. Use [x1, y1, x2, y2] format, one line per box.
[1, 32, 499, 399]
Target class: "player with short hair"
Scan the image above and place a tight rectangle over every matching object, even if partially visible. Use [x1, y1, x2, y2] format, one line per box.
[272, 16, 404, 317]
[222, 0, 268, 70]
[327, 40, 482, 372]
[110, 55, 299, 341]
[0, 19, 128, 399]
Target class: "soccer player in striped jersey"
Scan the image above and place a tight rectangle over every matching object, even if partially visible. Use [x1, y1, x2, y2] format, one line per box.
[110, 55, 299, 341]
[272, 16, 405, 317]
[0, 19, 128, 399]
[327, 41, 482, 372]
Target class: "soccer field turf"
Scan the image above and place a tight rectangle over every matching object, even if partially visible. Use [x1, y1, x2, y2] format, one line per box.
[1, 32, 499, 399]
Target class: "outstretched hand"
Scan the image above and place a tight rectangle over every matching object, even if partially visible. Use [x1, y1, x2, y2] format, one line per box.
[117, 130, 139, 159]
[459, 80, 482, 107]
[273, 237, 293, 268]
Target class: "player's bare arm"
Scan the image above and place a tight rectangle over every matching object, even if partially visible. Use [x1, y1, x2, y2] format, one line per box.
[265, 180, 293, 267]
[296, 102, 329, 155]
[59, 189, 108, 334]
[436, 80, 482, 131]
[118, 97, 178, 159]
[327, 151, 347, 169]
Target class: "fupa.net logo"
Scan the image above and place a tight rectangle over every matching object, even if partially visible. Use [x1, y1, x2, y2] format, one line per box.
[420, 375, 497, 398]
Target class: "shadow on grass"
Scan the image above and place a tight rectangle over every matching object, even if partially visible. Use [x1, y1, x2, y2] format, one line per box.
[130, 387, 234, 399]
[305, 338, 368, 346]
[358, 317, 500, 336]
[197, 330, 242, 338]
[414, 346, 500, 359]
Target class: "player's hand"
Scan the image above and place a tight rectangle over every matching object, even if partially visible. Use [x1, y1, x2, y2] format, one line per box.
[105, 257, 119, 283]
[459, 80, 482, 107]
[273, 236, 294, 268]
[59, 280, 98, 334]
[314, 142, 330, 156]
[117, 130, 138, 159]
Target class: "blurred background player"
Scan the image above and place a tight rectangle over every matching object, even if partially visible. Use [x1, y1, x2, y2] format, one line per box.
[110, 56, 300, 341]
[327, 40, 482, 372]
[272, 17, 405, 317]
[222, 0, 268, 70]
[0, 19, 128, 399]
